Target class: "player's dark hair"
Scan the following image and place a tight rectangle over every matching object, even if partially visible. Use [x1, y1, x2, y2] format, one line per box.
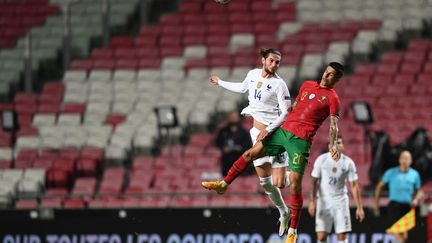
[260, 48, 281, 59]
[328, 62, 345, 79]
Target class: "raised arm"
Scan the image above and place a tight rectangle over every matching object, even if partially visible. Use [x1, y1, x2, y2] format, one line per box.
[350, 180, 365, 222]
[210, 75, 248, 93]
[329, 115, 340, 160]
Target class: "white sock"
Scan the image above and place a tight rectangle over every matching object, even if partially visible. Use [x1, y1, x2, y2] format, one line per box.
[259, 176, 289, 217]
[285, 171, 291, 188]
[337, 240, 347, 243]
[221, 181, 228, 187]
[288, 228, 297, 235]
[318, 241, 327, 243]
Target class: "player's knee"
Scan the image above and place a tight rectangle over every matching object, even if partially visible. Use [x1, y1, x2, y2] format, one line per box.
[259, 176, 273, 191]
[289, 181, 302, 194]
[273, 177, 285, 188]
[317, 233, 328, 242]
[242, 150, 252, 161]
[289, 173, 302, 193]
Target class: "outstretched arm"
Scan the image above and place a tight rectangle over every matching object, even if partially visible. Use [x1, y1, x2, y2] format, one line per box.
[350, 180, 365, 222]
[210, 75, 248, 93]
[329, 115, 340, 160]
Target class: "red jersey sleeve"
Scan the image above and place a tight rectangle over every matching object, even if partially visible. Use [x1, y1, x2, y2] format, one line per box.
[329, 92, 341, 117]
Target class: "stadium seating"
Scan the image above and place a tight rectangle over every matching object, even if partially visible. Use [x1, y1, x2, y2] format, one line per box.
[0, 0, 141, 98]
[0, 0, 431, 209]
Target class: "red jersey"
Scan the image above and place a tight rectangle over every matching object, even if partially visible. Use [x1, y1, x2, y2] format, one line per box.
[281, 81, 340, 142]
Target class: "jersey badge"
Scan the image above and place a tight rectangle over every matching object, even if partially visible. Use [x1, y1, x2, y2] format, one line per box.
[332, 167, 337, 173]
[256, 81, 263, 89]
[318, 95, 328, 103]
[300, 91, 308, 101]
[308, 93, 316, 100]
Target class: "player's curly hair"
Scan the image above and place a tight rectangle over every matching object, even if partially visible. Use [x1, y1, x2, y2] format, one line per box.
[328, 62, 345, 79]
[260, 48, 281, 59]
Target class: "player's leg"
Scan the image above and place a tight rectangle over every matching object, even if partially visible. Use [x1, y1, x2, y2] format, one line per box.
[315, 198, 332, 243]
[255, 162, 290, 236]
[336, 234, 347, 243]
[271, 152, 290, 188]
[334, 197, 351, 243]
[247, 126, 290, 236]
[201, 141, 268, 194]
[317, 232, 329, 243]
[283, 132, 311, 242]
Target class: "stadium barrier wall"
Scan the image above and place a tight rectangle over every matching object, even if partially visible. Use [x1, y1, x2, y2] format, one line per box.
[0, 208, 426, 243]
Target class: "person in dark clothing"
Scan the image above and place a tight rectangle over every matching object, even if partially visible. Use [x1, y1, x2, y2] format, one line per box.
[215, 112, 253, 176]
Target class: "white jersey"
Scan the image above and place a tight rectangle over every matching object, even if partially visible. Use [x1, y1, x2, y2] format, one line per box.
[218, 68, 291, 132]
[311, 152, 358, 200]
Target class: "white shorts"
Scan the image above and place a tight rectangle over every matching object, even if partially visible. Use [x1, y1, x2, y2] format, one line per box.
[250, 127, 289, 168]
[315, 196, 352, 234]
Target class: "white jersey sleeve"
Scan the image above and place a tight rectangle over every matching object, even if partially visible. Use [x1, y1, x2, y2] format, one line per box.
[347, 158, 359, 182]
[311, 154, 324, 179]
[265, 80, 291, 133]
[217, 72, 249, 93]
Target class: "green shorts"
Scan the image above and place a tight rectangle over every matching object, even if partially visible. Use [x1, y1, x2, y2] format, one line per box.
[262, 128, 311, 174]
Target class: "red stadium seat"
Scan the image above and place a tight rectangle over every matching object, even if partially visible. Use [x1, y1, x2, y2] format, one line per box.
[41, 197, 62, 208]
[400, 62, 423, 74]
[205, 13, 228, 24]
[46, 168, 70, 188]
[183, 24, 206, 35]
[353, 64, 375, 76]
[81, 147, 104, 162]
[90, 48, 113, 59]
[230, 23, 253, 33]
[404, 51, 426, 63]
[380, 51, 403, 65]
[179, 1, 202, 13]
[69, 60, 92, 71]
[45, 188, 68, 198]
[159, 47, 183, 57]
[227, 1, 249, 12]
[62, 198, 86, 209]
[370, 74, 393, 86]
[110, 36, 134, 48]
[159, 13, 182, 25]
[204, 2, 226, 13]
[71, 177, 97, 196]
[92, 60, 115, 70]
[394, 73, 415, 84]
[376, 63, 399, 75]
[115, 59, 138, 69]
[15, 199, 38, 209]
[407, 39, 431, 52]
[14, 158, 33, 169]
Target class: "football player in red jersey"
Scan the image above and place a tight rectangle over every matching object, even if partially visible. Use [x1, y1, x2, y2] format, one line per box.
[202, 62, 344, 243]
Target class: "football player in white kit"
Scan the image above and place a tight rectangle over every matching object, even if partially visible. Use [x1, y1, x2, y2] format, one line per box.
[207, 48, 292, 236]
[308, 135, 365, 243]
